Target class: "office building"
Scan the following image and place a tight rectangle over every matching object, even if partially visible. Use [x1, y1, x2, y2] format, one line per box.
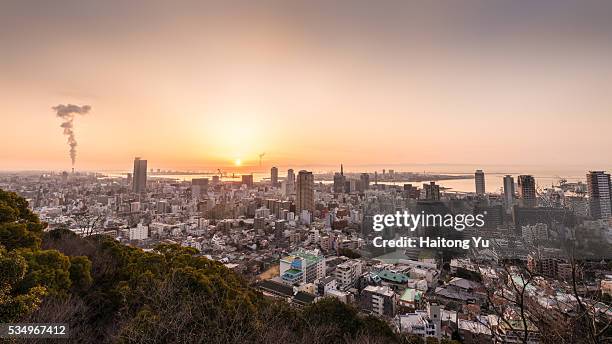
[132, 157, 147, 193]
[586, 171, 612, 219]
[503, 175, 515, 211]
[333, 173, 345, 193]
[271, 166, 279, 187]
[296, 170, 314, 213]
[360, 173, 370, 190]
[475, 170, 485, 195]
[518, 175, 536, 208]
[286, 169, 295, 195]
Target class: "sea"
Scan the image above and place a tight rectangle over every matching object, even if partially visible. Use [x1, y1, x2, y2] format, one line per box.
[99, 163, 610, 194]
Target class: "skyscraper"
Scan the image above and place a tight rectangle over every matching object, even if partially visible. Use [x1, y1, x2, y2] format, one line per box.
[296, 170, 314, 213]
[360, 173, 370, 190]
[333, 164, 346, 193]
[586, 171, 612, 219]
[518, 175, 536, 208]
[132, 157, 147, 193]
[503, 175, 515, 210]
[287, 169, 295, 195]
[475, 169, 485, 195]
[333, 173, 345, 193]
[271, 166, 279, 187]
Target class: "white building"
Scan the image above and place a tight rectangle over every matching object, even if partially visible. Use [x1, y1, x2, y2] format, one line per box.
[333, 259, 363, 290]
[396, 303, 441, 339]
[129, 222, 149, 240]
[280, 248, 326, 285]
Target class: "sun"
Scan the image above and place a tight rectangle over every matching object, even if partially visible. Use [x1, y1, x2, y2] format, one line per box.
[234, 158, 242, 166]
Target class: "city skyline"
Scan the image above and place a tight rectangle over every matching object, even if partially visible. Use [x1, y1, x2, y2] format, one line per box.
[2, 1, 612, 171]
[2, 2, 612, 342]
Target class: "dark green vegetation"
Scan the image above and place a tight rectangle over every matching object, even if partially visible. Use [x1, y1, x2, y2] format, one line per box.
[1, 189, 430, 344]
[337, 248, 361, 259]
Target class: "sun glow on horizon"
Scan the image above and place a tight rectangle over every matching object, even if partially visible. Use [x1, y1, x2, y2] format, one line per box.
[234, 158, 242, 166]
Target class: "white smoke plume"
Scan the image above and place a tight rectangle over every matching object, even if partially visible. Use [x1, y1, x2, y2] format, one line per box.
[52, 104, 91, 166]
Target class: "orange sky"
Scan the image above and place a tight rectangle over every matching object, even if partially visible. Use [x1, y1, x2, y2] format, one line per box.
[1, 1, 612, 172]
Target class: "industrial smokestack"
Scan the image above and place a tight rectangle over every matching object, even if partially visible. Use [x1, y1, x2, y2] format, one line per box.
[52, 104, 91, 166]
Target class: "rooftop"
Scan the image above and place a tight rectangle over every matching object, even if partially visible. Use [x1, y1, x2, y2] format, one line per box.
[374, 270, 410, 284]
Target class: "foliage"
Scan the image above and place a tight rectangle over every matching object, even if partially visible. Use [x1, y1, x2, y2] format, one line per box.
[0, 247, 47, 322]
[338, 248, 361, 259]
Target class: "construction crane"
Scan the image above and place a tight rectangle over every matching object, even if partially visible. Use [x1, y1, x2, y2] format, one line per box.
[258, 152, 265, 166]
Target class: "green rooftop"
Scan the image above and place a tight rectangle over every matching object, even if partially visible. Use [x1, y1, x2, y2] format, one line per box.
[373, 270, 409, 284]
[283, 269, 303, 276]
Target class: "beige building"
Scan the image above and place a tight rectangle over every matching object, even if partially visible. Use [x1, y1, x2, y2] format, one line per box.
[296, 170, 314, 214]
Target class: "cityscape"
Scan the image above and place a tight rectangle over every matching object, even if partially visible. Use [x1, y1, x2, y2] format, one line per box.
[2, 1, 612, 343]
[1, 161, 611, 342]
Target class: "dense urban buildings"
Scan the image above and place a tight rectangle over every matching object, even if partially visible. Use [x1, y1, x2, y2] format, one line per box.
[2, 163, 611, 343]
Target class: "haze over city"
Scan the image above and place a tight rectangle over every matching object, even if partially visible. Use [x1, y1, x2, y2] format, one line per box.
[2, 0, 612, 172]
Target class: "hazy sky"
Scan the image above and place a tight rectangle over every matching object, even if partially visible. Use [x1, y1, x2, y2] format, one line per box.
[1, 0, 612, 172]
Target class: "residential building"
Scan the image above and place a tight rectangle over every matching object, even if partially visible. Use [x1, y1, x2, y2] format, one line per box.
[296, 170, 314, 214]
[587, 171, 612, 219]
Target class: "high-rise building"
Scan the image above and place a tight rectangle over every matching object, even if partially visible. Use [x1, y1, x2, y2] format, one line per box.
[333, 173, 345, 193]
[192, 178, 209, 198]
[360, 173, 370, 190]
[286, 169, 295, 195]
[241, 174, 254, 187]
[132, 157, 147, 193]
[333, 164, 345, 193]
[475, 169, 485, 195]
[271, 167, 279, 187]
[586, 171, 612, 219]
[423, 182, 440, 201]
[296, 170, 314, 213]
[518, 175, 536, 208]
[503, 175, 515, 210]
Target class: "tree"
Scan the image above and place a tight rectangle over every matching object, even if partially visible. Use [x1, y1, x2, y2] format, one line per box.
[338, 248, 361, 259]
[0, 246, 47, 322]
